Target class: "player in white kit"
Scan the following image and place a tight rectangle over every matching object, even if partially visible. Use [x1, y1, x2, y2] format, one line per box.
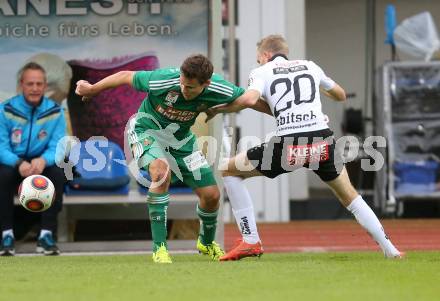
[208, 35, 403, 260]
[222, 126, 264, 259]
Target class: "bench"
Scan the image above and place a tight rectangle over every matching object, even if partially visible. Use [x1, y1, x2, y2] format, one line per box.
[14, 189, 200, 244]
[11, 140, 226, 252]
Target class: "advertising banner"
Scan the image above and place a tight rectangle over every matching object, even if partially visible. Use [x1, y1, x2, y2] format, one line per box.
[0, 0, 209, 147]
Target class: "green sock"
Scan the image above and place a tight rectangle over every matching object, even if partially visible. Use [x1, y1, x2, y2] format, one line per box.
[197, 204, 218, 245]
[147, 192, 169, 252]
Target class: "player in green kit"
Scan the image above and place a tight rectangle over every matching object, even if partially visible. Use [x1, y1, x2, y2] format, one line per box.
[75, 54, 267, 263]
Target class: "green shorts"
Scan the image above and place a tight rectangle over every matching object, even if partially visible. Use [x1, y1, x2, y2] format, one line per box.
[130, 132, 217, 189]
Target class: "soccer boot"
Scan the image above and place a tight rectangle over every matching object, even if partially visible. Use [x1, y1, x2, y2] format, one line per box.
[197, 238, 225, 261]
[386, 251, 406, 259]
[0, 235, 15, 256]
[36, 233, 60, 256]
[152, 244, 172, 263]
[220, 239, 264, 261]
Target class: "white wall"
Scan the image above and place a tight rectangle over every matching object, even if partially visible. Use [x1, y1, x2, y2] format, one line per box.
[227, 0, 307, 221]
[306, 0, 367, 188]
[235, 0, 287, 222]
[285, 0, 310, 201]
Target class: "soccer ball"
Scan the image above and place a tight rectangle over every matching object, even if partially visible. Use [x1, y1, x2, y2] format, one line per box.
[18, 175, 55, 212]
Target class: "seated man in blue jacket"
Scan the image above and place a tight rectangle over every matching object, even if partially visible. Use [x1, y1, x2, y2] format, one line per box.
[0, 62, 66, 256]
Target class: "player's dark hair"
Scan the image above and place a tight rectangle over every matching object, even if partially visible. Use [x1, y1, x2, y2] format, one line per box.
[18, 62, 47, 82]
[180, 54, 213, 84]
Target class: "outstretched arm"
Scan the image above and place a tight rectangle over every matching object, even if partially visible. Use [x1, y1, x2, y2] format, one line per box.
[251, 98, 272, 116]
[75, 71, 135, 101]
[205, 89, 272, 122]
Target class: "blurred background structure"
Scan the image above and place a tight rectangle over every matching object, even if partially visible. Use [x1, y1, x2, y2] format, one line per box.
[1, 0, 440, 252]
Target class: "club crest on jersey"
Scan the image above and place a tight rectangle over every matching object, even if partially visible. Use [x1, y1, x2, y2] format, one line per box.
[38, 129, 47, 140]
[11, 128, 22, 144]
[165, 91, 179, 107]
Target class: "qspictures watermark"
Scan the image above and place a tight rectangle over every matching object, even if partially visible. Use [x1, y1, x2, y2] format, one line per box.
[55, 114, 387, 189]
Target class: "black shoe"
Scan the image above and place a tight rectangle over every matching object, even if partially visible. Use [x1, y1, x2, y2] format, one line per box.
[0, 235, 15, 256]
[36, 233, 60, 256]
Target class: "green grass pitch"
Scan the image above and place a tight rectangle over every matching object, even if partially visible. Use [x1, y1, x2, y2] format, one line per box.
[1, 251, 439, 301]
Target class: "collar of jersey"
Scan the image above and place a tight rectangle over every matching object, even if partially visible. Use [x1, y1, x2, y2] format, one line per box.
[187, 87, 208, 101]
[269, 53, 288, 62]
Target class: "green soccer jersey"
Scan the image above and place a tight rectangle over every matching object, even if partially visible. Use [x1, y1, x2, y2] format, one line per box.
[132, 68, 245, 140]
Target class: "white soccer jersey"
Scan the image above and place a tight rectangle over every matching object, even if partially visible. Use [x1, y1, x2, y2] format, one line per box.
[247, 56, 335, 136]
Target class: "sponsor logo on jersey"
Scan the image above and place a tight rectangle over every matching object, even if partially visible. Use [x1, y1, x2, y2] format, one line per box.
[38, 129, 47, 140]
[277, 110, 317, 127]
[273, 65, 308, 75]
[11, 127, 22, 144]
[155, 105, 197, 122]
[287, 141, 329, 165]
[164, 91, 179, 107]
[196, 103, 208, 112]
[183, 151, 209, 171]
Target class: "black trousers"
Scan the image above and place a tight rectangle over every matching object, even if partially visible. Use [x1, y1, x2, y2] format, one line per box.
[0, 164, 65, 233]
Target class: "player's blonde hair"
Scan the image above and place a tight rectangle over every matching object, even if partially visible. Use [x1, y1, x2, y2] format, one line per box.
[257, 35, 289, 56]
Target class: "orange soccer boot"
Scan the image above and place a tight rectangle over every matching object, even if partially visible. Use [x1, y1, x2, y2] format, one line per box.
[220, 239, 264, 261]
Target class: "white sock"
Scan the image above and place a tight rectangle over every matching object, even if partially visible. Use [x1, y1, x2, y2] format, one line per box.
[223, 176, 261, 244]
[232, 207, 260, 244]
[347, 195, 400, 257]
[39, 229, 52, 239]
[2, 229, 14, 239]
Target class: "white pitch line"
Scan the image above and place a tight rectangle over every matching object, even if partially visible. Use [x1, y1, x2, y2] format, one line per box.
[13, 250, 199, 257]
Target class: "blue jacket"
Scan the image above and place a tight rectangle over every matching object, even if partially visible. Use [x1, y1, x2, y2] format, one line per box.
[0, 94, 66, 167]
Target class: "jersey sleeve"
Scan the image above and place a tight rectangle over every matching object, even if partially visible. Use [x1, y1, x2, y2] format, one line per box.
[133, 68, 180, 94]
[132, 71, 153, 92]
[0, 105, 20, 166]
[310, 61, 335, 91]
[247, 68, 266, 96]
[208, 75, 245, 104]
[228, 82, 245, 102]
